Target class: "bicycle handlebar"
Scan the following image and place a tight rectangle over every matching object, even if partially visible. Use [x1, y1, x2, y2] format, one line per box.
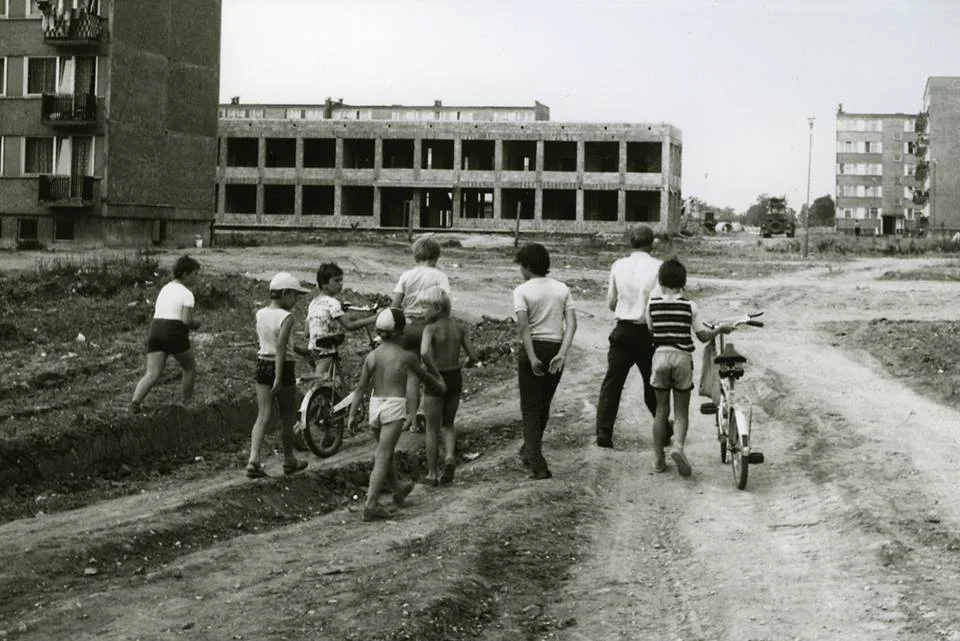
[342, 301, 378, 313]
[703, 311, 764, 331]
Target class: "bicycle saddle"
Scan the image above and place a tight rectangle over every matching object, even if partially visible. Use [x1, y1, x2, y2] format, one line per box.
[714, 343, 747, 365]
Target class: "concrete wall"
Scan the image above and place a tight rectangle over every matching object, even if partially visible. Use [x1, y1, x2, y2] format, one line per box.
[926, 79, 960, 232]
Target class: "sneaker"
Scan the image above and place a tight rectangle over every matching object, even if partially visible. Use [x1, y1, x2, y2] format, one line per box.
[128, 401, 142, 414]
[393, 480, 415, 506]
[670, 450, 692, 477]
[530, 467, 553, 480]
[652, 459, 668, 473]
[596, 437, 613, 449]
[440, 460, 456, 485]
[246, 462, 268, 479]
[283, 459, 308, 475]
[362, 502, 393, 522]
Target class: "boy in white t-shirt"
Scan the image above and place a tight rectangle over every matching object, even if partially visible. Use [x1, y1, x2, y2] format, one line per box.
[512, 243, 577, 480]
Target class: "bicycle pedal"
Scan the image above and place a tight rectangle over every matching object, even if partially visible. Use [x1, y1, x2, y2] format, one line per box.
[700, 402, 717, 415]
[747, 452, 765, 464]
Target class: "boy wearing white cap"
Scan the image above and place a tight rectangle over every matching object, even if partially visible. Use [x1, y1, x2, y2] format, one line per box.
[348, 307, 447, 521]
[246, 272, 311, 479]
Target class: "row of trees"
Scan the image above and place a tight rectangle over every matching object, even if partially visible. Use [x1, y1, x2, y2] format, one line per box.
[685, 194, 837, 227]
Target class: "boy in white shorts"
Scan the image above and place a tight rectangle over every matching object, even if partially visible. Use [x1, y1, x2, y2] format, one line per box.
[348, 308, 446, 521]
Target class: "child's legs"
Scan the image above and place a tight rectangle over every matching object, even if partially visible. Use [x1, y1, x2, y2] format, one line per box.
[366, 419, 403, 506]
[248, 384, 275, 464]
[653, 389, 672, 457]
[132, 351, 168, 403]
[275, 384, 298, 460]
[441, 394, 461, 462]
[671, 389, 692, 450]
[171, 349, 197, 403]
[422, 394, 444, 477]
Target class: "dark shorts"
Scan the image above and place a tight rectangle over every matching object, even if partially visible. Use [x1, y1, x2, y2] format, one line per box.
[255, 359, 296, 388]
[424, 368, 463, 426]
[146, 319, 190, 354]
[401, 319, 427, 353]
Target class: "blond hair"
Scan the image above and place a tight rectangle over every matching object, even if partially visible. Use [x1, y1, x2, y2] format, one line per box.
[418, 286, 450, 315]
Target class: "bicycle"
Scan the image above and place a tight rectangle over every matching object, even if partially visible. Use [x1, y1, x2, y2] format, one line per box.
[293, 302, 380, 458]
[700, 312, 765, 490]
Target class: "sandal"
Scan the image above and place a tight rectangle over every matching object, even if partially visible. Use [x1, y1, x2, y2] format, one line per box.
[440, 461, 456, 485]
[246, 462, 268, 479]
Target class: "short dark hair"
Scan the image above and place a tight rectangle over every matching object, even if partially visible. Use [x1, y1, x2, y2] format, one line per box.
[658, 257, 687, 290]
[173, 255, 200, 279]
[515, 243, 550, 276]
[413, 236, 441, 262]
[316, 262, 343, 287]
[628, 224, 654, 249]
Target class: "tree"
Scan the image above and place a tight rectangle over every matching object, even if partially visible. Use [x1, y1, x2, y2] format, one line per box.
[807, 195, 836, 226]
[743, 194, 773, 226]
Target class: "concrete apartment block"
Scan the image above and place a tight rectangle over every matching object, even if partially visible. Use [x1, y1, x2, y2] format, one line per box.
[216, 100, 684, 234]
[922, 77, 960, 233]
[0, 0, 221, 248]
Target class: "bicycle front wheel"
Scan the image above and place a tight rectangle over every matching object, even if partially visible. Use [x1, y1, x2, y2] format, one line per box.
[718, 411, 728, 463]
[303, 387, 344, 458]
[730, 413, 749, 490]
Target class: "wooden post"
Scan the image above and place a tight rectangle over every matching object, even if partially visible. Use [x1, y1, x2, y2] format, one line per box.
[404, 200, 413, 243]
[514, 201, 521, 247]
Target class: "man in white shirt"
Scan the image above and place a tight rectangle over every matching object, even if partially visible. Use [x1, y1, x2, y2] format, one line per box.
[595, 224, 663, 448]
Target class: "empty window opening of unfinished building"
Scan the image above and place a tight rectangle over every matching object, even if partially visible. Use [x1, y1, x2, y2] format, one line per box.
[626, 142, 662, 173]
[422, 140, 454, 170]
[585, 141, 619, 173]
[54, 219, 74, 241]
[18, 218, 40, 242]
[380, 187, 414, 227]
[343, 139, 375, 169]
[265, 138, 296, 168]
[382, 139, 415, 169]
[501, 189, 535, 219]
[460, 189, 494, 218]
[625, 190, 660, 222]
[303, 138, 336, 168]
[342, 186, 374, 216]
[302, 185, 335, 215]
[544, 141, 577, 172]
[584, 190, 618, 222]
[421, 189, 454, 227]
[225, 184, 257, 214]
[263, 185, 295, 215]
[503, 140, 536, 171]
[461, 140, 494, 170]
[226, 138, 259, 167]
[543, 189, 577, 220]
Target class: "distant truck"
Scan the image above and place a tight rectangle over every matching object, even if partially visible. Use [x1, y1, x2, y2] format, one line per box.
[760, 197, 796, 238]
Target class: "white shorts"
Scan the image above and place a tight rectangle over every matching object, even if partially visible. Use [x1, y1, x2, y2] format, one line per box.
[368, 396, 407, 428]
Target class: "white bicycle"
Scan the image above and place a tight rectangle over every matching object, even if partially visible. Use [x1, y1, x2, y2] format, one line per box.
[700, 312, 765, 490]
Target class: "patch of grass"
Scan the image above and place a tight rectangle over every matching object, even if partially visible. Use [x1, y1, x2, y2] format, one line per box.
[877, 260, 960, 281]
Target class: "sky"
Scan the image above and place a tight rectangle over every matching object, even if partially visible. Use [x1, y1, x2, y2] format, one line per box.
[219, 0, 960, 213]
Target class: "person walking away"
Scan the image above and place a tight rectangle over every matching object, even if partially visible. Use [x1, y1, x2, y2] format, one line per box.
[245, 272, 311, 479]
[418, 286, 480, 485]
[595, 224, 664, 448]
[348, 308, 447, 521]
[130, 255, 201, 413]
[513, 243, 577, 480]
[646, 258, 732, 475]
[391, 235, 451, 431]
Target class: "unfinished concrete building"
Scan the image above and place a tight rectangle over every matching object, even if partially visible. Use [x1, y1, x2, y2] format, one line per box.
[0, 0, 221, 248]
[216, 100, 683, 233]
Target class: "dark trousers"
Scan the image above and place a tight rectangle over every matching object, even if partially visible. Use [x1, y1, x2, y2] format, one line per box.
[518, 341, 563, 473]
[595, 321, 657, 441]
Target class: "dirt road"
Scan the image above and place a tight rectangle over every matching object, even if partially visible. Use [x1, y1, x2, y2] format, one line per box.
[2, 241, 960, 640]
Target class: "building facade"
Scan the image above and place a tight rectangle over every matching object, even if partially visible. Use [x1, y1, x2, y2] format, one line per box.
[216, 100, 683, 234]
[0, 0, 221, 249]
[835, 107, 922, 235]
[920, 77, 960, 234]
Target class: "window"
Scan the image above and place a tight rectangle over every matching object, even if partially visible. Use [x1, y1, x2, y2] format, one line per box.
[843, 209, 853, 219]
[904, 164, 915, 176]
[869, 207, 881, 218]
[904, 186, 913, 199]
[864, 141, 882, 153]
[53, 219, 74, 241]
[18, 218, 39, 242]
[26, 57, 56, 95]
[24, 137, 54, 174]
[25, 0, 41, 17]
[904, 119, 915, 132]
[0, 0, 7, 17]
[0, 58, 5, 97]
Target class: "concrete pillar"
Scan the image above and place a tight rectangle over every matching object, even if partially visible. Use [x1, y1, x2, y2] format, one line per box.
[576, 188, 584, 223]
[373, 186, 381, 225]
[534, 187, 543, 221]
[452, 186, 461, 224]
[412, 189, 422, 227]
[296, 137, 303, 169]
[413, 138, 422, 177]
[374, 137, 383, 173]
[535, 140, 544, 179]
[618, 140, 627, 176]
[335, 137, 344, 171]
[334, 184, 342, 217]
[576, 139, 585, 181]
[493, 186, 502, 219]
[295, 184, 302, 219]
[256, 184, 264, 222]
[494, 139, 503, 172]
[453, 137, 462, 173]
[660, 134, 671, 229]
[618, 189, 625, 223]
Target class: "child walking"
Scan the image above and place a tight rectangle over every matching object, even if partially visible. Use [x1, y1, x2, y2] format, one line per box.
[512, 243, 577, 480]
[348, 308, 446, 521]
[246, 272, 312, 479]
[130, 255, 201, 412]
[418, 287, 480, 486]
[645, 258, 732, 476]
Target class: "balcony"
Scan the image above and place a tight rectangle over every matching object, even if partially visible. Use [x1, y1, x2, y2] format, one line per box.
[41, 93, 97, 127]
[38, 175, 98, 208]
[41, 6, 106, 46]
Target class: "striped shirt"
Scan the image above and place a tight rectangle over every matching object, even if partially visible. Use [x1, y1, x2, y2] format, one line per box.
[646, 295, 700, 353]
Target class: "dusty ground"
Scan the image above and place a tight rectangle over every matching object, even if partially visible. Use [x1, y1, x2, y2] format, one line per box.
[2, 235, 960, 640]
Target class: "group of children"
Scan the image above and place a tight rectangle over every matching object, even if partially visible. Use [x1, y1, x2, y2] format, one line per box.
[132, 234, 723, 523]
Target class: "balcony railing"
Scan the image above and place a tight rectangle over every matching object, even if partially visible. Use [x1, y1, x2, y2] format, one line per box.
[38, 175, 98, 207]
[41, 93, 97, 126]
[42, 8, 106, 44]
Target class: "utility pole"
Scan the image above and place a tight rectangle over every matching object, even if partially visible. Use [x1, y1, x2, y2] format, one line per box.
[802, 117, 815, 258]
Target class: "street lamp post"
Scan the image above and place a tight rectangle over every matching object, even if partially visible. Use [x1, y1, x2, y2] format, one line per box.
[802, 117, 815, 258]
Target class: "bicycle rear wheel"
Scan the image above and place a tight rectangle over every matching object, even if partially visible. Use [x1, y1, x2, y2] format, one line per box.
[302, 387, 344, 458]
[729, 413, 749, 490]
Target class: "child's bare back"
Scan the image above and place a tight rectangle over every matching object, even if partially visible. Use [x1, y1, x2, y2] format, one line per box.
[423, 317, 469, 371]
[365, 341, 420, 398]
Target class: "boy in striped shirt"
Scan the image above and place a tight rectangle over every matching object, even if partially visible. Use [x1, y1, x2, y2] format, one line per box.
[645, 258, 732, 476]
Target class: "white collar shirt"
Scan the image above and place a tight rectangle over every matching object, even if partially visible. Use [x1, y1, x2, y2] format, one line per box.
[607, 251, 662, 322]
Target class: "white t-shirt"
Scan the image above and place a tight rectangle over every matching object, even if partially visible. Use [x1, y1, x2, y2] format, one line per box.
[153, 281, 195, 321]
[607, 251, 661, 323]
[393, 265, 450, 320]
[512, 277, 575, 343]
[257, 307, 297, 361]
